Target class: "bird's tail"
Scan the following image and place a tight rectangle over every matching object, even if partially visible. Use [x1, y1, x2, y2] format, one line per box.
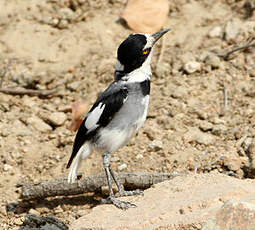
[67, 142, 91, 183]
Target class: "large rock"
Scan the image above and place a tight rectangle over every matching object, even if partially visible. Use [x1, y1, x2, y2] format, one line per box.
[203, 200, 255, 230]
[27, 116, 52, 133]
[70, 172, 255, 230]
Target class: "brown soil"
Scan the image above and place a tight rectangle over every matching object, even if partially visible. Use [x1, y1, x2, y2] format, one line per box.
[0, 0, 255, 229]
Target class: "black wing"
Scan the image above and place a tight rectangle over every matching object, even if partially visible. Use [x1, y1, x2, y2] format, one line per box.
[66, 82, 128, 168]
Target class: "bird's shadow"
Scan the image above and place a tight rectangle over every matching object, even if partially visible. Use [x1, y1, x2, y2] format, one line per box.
[6, 194, 103, 215]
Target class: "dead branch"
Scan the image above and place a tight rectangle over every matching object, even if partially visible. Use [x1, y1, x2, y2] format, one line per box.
[0, 88, 58, 97]
[216, 38, 255, 60]
[19, 172, 182, 201]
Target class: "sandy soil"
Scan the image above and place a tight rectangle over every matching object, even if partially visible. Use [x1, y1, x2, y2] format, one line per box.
[0, 0, 255, 229]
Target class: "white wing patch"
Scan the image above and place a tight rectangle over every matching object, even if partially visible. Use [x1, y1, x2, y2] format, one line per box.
[85, 102, 105, 130]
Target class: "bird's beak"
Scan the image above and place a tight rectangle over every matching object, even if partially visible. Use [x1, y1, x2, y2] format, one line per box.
[152, 28, 171, 45]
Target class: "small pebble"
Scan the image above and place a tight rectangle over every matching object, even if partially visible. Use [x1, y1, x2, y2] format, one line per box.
[205, 55, 222, 69]
[118, 163, 127, 171]
[48, 112, 67, 126]
[183, 61, 201, 74]
[208, 26, 222, 38]
[148, 140, 163, 152]
[136, 154, 144, 159]
[111, 156, 120, 162]
[67, 81, 80, 91]
[225, 18, 242, 41]
[29, 208, 40, 216]
[3, 164, 13, 172]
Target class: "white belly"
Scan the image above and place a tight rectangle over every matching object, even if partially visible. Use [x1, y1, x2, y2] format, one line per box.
[94, 95, 150, 153]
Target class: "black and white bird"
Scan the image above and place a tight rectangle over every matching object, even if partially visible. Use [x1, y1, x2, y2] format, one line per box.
[66, 28, 170, 209]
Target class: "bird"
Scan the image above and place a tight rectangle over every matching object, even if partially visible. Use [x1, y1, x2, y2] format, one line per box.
[66, 28, 170, 209]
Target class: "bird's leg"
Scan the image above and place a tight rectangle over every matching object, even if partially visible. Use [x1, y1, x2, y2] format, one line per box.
[109, 164, 143, 197]
[102, 152, 136, 210]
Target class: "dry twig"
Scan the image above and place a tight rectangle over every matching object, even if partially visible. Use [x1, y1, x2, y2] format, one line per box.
[0, 88, 58, 97]
[19, 172, 183, 200]
[216, 37, 255, 60]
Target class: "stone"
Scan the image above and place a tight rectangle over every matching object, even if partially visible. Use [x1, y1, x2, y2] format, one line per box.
[118, 163, 127, 171]
[136, 154, 144, 159]
[203, 200, 255, 230]
[243, 20, 255, 34]
[170, 86, 188, 99]
[247, 140, 255, 173]
[184, 127, 215, 145]
[208, 26, 222, 38]
[67, 81, 80, 91]
[70, 172, 255, 230]
[28, 208, 40, 216]
[224, 18, 242, 41]
[11, 120, 31, 136]
[183, 61, 201, 74]
[148, 140, 163, 151]
[212, 124, 227, 136]
[111, 157, 120, 162]
[3, 164, 13, 171]
[27, 116, 52, 132]
[48, 112, 67, 126]
[205, 55, 222, 69]
[121, 0, 169, 33]
[199, 120, 213, 132]
[59, 7, 75, 20]
[23, 95, 36, 107]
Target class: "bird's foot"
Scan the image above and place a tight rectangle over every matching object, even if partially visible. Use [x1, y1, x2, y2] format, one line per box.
[115, 189, 143, 197]
[101, 196, 136, 210]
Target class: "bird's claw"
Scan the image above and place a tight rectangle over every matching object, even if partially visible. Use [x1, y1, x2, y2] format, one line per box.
[101, 197, 136, 210]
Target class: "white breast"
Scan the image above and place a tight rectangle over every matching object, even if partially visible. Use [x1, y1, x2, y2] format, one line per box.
[135, 95, 150, 131]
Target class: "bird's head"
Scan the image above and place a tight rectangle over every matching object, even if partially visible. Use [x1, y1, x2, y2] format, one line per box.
[115, 28, 171, 80]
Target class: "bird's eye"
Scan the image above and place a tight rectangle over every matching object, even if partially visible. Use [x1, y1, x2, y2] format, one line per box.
[142, 49, 150, 55]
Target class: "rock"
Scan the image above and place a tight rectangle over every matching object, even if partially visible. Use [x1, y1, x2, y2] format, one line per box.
[212, 124, 227, 136]
[58, 19, 69, 29]
[170, 86, 188, 99]
[20, 214, 68, 230]
[148, 140, 163, 151]
[23, 95, 36, 107]
[246, 139, 255, 175]
[183, 61, 201, 74]
[199, 120, 213, 132]
[67, 81, 80, 91]
[3, 164, 13, 171]
[111, 157, 120, 162]
[224, 18, 242, 41]
[203, 200, 255, 230]
[70, 172, 255, 230]
[59, 7, 75, 21]
[12, 120, 31, 136]
[121, 0, 169, 33]
[136, 154, 143, 159]
[48, 112, 67, 126]
[27, 116, 52, 132]
[118, 163, 127, 171]
[243, 20, 255, 34]
[184, 127, 215, 145]
[205, 55, 222, 69]
[28, 208, 40, 216]
[208, 26, 222, 38]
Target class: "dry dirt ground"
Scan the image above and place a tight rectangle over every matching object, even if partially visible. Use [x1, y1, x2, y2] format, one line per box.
[0, 0, 255, 229]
